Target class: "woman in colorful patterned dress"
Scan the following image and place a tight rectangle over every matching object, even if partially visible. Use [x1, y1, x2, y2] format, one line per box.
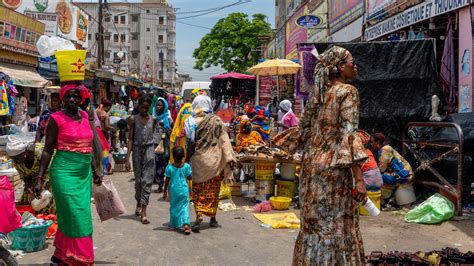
[292, 46, 368, 265]
[185, 95, 236, 231]
[37, 83, 102, 265]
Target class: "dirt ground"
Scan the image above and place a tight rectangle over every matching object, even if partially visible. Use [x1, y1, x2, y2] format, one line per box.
[17, 172, 474, 265]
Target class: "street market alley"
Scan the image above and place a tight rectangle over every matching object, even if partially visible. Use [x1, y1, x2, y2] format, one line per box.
[20, 172, 474, 265]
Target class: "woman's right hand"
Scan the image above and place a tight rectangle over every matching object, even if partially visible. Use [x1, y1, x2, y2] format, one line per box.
[34, 178, 44, 198]
[125, 159, 131, 172]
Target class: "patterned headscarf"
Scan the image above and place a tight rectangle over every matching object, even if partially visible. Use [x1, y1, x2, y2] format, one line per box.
[356, 129, 371, 145]
[313, 46, 349, 104]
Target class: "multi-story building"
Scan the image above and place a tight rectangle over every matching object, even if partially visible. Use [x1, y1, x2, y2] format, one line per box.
[78, 0, 176, 87]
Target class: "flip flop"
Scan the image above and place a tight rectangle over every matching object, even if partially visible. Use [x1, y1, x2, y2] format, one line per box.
[183, 225, 191, 235]
[192, 218, 203, 232]
[141, 217, 150, 224]
[210, 220, 219, 228]
[135, 208, 141, 217]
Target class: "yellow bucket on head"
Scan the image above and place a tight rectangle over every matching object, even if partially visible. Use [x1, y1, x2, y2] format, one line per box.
[55, 50, 87, 82]
[360, 190, 381, 216]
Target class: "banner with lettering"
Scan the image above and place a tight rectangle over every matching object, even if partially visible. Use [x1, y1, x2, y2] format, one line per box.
[329, 0, 364, 34]
[365, 0, 470, 41]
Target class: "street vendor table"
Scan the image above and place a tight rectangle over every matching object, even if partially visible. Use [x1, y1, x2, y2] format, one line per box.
[238, 155, 301, 200]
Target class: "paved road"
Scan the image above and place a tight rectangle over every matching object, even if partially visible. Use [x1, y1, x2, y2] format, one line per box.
[19, 172, 474, 265]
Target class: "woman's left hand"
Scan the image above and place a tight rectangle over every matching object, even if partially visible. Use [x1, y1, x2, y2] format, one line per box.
[354, 180, 367, 203]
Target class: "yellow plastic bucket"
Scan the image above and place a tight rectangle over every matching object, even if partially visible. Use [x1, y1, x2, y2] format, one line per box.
[55, 50, 87, 82]
[255, 162, 275, 181]
[276, 179, 296, 198]
[360, 190, 381, 215]
[255, 162, 276, 200]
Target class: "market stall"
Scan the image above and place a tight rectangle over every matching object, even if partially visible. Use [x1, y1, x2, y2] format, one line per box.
[210, 72, 256, 108]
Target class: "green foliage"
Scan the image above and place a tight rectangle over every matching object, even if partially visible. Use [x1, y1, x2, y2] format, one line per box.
[192, 13, 272, 73]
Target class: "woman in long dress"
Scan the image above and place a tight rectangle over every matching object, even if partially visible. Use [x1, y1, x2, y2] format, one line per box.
[185, 95, 236, 231]
[37, 84, 102, 265]
[292, 46, 368, 265]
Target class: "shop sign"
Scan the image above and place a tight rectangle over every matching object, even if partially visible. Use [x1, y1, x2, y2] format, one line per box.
[296, 15, 323, 28]
[2, 0, 89, 47]
[367, 0, 396, 20]
[0, 6, 45, 55]
[307, 2, 328, 43]
[275, 27, 285, 59]
[24, 11, 57, 37]
[329, 0, 364, 34]
[38, 57, 58, 72]
[286, 4, 308, 59]
[307, 0, 323, 12]
[365, 0, 470, 41]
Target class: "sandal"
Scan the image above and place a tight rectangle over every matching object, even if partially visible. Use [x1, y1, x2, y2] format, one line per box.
[192, 217, 203, 232]
[210, 218, 219, 228]
[141, 217, 150, 224]
[135, 207, 141, 217]
[183, 225, 191, 235]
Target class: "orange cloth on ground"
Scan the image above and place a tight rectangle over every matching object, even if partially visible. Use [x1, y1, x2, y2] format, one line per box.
[361, 148, 378, 172]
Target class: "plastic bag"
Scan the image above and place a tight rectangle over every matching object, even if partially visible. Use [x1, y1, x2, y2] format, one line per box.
[219, 182, 231, 200]
[31, 190, 52, 211]
[404, 193, 455, 224]
[36, 35, 75, 57]
[252, 201, 273, 213]
[92, 177, 126, 222]
[0, 175, 22, 233]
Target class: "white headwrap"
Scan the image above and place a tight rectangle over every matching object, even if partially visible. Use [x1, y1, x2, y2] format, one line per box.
[6, 135, 35, 157]
[191, 95, 213, 114]
[279, 99, 293, 113]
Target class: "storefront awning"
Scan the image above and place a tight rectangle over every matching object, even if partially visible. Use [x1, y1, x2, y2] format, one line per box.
[0, 63, 51, 88]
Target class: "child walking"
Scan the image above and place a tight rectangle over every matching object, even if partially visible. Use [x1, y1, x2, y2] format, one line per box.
[126, 94, 160, 225]
[163, 147, 192, 234]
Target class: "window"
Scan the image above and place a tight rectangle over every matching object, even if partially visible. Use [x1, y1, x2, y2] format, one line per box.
[113, 34, 118, 42]
[0, 22, 4, 38]
[88, 33, 91, 40]
[146, 9, 150, 14]
[104, 33, 110, 41]
[120, 34, 126, 42]
[114, 16, 118, 24]
[132, 15, 139, 22]
[158, 35, 163, 43]
[105, 50, 111, 59]
[131, 51, 139, 58]
[159, 17, 164, 25]
[147, 46, 150, 50]
[120, 15, 126, 24]
[158, 70, 163, 79]
[131, 33, 139, 40]
[146, 27, 150, 32]
[105, 16, 111, 22]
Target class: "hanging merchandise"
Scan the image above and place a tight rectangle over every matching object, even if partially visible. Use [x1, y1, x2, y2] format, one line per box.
[0, 81, 11, 116]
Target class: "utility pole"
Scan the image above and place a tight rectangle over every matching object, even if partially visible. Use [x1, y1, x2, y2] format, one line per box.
[97, 0, 104, 69]
[159, 51, 164, 88]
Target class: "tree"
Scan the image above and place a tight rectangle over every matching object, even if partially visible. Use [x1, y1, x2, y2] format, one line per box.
[193, 13, 272, 73]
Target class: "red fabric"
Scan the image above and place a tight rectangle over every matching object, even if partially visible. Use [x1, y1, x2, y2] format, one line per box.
[361, 149, 378, 172]
[210, 72, 256, 80]
[0, 175, 22, 234]
[54, 229, 94, 265]
[59, 84, 91, 104]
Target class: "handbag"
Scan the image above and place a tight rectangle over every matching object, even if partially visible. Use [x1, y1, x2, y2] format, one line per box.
[155, 133, 166, 154]
[92, 176, 126, 222]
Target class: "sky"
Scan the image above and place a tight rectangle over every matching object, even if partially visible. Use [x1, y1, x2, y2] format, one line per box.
[170, 0, 275, 81]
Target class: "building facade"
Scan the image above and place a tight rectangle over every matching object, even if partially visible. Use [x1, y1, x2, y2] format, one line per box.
[78, 0, 176, 87]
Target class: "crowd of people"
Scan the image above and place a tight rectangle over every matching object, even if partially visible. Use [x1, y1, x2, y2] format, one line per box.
[3, 46, 421, 265]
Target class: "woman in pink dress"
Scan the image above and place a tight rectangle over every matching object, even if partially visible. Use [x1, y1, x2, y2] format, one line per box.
[37, 83, 102, 265]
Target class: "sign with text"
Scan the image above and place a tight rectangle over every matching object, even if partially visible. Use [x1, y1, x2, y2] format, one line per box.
[365, 0, 470, 41]
[367, 0, 396, 20]
[307, 1, 328, 43]
[296, 15, 323, 28]
[2, 0, 88, 46]
[286, 4, 307, 59]
[24, 11, 57, 36]
[0, 6, 45, 55]
[329, 0, 363, 34]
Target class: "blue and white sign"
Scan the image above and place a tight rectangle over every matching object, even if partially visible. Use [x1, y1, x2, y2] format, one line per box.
[296, 15, 324, 28]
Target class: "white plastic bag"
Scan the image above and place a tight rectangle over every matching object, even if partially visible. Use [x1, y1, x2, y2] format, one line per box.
[36, 35, 76, 57]
[31, 190, 52, 211]
[92, 177, 126, 222]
